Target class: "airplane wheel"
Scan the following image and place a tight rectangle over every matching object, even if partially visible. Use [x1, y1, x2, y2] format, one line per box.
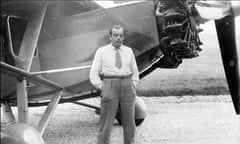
[2, 123, 44, 144]
[116, 96, 147, 126]
[116, 118, 145, 126]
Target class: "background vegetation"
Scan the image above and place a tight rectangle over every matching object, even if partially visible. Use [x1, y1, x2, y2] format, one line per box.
[137, 31, 230, 96]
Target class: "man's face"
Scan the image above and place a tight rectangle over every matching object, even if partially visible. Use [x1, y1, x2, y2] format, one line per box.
[110, 27, 124, 48]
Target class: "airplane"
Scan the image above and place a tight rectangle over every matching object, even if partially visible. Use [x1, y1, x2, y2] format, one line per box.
[0, 0, 239, 143]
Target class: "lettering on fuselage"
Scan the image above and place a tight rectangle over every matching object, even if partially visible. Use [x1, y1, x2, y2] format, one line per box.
[41, 12, 117, 42]
[70, 14, 107, 26]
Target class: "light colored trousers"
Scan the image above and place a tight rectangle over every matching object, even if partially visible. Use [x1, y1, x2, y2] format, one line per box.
[97, 78, 136, 144]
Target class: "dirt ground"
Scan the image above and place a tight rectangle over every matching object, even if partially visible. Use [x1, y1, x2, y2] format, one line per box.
[2, 95, 239, 144]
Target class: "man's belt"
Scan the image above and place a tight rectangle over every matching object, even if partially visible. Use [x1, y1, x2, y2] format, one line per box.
[100, 73, 132, 79]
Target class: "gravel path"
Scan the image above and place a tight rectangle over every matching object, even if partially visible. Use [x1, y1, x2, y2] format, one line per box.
[2, 95, 240, 144]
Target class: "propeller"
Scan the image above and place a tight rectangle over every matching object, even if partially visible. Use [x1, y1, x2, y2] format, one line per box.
[215, 15, 240, 114]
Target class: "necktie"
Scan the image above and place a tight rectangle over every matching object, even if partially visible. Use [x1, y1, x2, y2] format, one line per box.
[115, 49, 122, 69]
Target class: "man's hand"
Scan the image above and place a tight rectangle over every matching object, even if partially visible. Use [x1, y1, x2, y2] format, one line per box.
[96, 82, 103, 91]
[132, 81, 137, 90]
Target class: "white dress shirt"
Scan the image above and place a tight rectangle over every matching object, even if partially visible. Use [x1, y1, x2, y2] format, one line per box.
[89, 44, 139, 90]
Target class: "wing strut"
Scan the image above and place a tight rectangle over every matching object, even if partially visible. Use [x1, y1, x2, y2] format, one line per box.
[38, 90, 64, 136]
[14, 3, 47, 123]
[1, 102, 16, 125]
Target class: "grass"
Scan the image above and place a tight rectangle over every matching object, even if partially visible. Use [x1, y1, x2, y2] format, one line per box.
[137, 33, 229, 96]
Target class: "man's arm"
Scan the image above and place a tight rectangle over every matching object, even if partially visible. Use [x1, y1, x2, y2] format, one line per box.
[130, 49, 139, 88]
[89, 49, 102, 90]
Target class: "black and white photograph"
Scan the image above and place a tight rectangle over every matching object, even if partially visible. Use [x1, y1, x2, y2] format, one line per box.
[1, 0, 240, 144]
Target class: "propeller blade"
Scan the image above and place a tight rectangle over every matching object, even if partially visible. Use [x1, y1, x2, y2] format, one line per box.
[215, 15, 240, 114]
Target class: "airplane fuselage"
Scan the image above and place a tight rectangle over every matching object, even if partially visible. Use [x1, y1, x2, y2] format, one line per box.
[1, 1, 162, 105]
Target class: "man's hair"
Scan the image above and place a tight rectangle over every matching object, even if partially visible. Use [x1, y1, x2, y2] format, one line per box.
[109, 25, 125, 36]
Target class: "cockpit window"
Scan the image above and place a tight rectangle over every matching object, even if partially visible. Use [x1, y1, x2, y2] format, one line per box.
[7, 16, 28, 55]
[6, 16, 39, 59]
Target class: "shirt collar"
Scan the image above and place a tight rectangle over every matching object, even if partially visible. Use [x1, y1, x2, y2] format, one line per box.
[110, 43, 122, 50]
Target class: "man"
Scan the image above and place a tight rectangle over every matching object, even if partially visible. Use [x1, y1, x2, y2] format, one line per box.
[89, 25, 139, 144]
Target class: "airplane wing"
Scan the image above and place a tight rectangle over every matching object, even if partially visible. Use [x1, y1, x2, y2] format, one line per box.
[0, 61, 63, 90]
[1, 61, 100, 106]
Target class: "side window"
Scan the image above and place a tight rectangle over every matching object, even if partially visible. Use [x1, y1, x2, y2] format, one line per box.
[7, 16, 28, 56]
[6, 16, 39, 59]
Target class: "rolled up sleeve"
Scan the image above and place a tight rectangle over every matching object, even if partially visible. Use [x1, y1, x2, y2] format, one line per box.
[89, 49, 102, 90]
[130, 50, 139, 88]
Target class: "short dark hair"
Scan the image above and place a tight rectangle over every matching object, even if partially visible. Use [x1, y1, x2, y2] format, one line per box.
[109, 25, 125, 36]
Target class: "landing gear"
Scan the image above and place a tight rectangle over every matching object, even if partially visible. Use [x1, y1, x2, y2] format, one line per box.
[1, 123, 44, 144]
[116, 96, 147, 126]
